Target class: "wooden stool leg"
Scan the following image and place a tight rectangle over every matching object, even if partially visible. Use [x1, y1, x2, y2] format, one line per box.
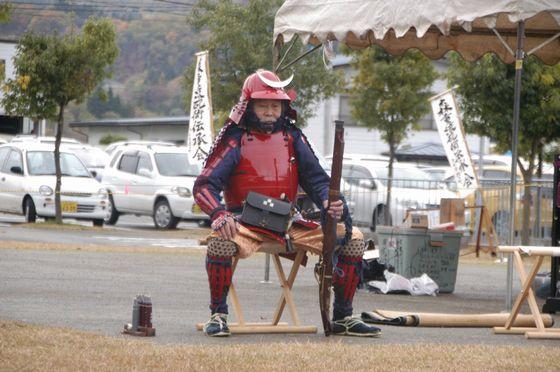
[271, 253, 301, 326]
[271, 250, 305, 325]
[475, 207, 484, 256]
[483, 208, 498, 253]
[197, 250, 317, 334]
[229, 257, 246, 326]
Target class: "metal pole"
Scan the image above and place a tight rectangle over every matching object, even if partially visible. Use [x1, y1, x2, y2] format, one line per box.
[506, 20, 525, 310]
[261, 251, 272, 284]
[474, 137, 484, 256]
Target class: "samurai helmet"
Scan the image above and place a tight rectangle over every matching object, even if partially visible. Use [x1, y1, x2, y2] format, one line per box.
[229, 69, 295, 124]
[243, 69, 293, 101]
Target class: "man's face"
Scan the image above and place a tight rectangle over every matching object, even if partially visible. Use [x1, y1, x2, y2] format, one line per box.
[252, 99, 282, 125]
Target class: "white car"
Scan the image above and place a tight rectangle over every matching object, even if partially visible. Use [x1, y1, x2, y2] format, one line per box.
[101, 144, 209, 229]
[0, 142, 108, 226]
[105, 140, 175, 156]
[341, 161, 457, 230]
[63, 144, 110, 182]
[10, 135, 81, 145]
[326, 153, 392, 163]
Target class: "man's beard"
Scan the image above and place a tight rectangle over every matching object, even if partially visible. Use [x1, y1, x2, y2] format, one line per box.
[260, 121, 275, 133]
[244, 111, 281, 133]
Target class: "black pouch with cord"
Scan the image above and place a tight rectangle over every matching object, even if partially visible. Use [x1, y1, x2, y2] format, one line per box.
[240, 191, 292, 234]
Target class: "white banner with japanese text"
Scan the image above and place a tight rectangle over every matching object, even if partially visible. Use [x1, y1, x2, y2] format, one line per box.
[430, 88, 478, 196]
[187, 51, 214, 166]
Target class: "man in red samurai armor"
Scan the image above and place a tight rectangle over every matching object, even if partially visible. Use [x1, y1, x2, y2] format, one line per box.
[193, 69, 381, 337]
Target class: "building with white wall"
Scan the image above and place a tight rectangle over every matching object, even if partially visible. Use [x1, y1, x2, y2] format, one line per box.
[68, 116, 189, 147]
[303, 55, 490, 160]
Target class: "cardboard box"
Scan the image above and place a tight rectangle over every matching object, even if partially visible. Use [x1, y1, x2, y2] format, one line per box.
[404, 213, 429, 228]
[440, 198, 465, 226]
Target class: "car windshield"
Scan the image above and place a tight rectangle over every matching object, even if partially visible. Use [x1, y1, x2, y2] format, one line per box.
[70, 147, 109, 168]
[372, 166, 432, 187]
[26, 151, 91, 177]
[154, 153, 200, 176]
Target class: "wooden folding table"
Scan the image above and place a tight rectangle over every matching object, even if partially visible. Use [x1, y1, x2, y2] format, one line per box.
[493, 245, 560, 339]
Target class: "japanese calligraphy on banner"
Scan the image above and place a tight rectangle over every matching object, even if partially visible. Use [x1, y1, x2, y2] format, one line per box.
[430, 88, 478, 196]
[187, 51, 214, 166]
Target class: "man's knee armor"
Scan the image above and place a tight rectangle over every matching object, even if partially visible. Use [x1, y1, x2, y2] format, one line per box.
[207, 238, 238, 257]
[337, 238, 365, 257]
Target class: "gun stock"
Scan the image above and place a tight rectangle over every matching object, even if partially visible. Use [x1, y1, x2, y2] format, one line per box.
[319, 120, 345, 336]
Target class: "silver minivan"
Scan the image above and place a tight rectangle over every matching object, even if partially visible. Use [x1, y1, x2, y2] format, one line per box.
[101, 144, 209, 229]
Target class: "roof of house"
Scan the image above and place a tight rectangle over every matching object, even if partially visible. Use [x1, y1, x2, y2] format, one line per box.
[69, 116, 189, 127]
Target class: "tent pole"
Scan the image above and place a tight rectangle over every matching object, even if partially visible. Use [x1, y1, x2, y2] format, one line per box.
[273, 39, 282, 71]
[277, 43, 322, 72]
[506, 20, 525, 310]
[274, 35, 299, 73]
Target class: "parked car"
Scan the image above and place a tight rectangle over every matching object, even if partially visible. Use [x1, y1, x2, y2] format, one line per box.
[419, 165, 458, 190]
[470, 154, 517, 168]
[326, 153, 391, 163]
[0, 142, 108, 226]
[10, 135, 81, 145]
[105, 140, 175, 156]
[340, 161, 457, 231]
[421, 165, 452, 181]
[295, 151, 355, 217]
[101, 144, 209, 229]
[63, 144, 110, 182]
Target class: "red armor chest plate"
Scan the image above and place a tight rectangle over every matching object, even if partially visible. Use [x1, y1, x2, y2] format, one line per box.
[225, 131, 299, 209]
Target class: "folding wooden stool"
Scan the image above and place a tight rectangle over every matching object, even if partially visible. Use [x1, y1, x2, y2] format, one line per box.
[197, 242, 318, 334]
[493, 245, 560, 340]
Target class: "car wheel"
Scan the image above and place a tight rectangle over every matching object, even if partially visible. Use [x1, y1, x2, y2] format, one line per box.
[92, 219, 104, 227]
[153, 199, 179, 229]
[104, 194, 120, 225]
[24, 197, 37, 223]
[370, 205, 390, 232]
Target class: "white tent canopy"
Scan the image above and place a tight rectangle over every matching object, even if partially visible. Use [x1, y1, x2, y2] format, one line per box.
[274, 0, 560, 65]
[274, 0, 560, 311]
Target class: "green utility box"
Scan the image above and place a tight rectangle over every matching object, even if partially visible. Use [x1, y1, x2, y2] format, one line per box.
[376, 226, 463, 293]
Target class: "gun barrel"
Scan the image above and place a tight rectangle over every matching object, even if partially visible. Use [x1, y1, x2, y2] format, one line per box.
[319, 120, 345, 336]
